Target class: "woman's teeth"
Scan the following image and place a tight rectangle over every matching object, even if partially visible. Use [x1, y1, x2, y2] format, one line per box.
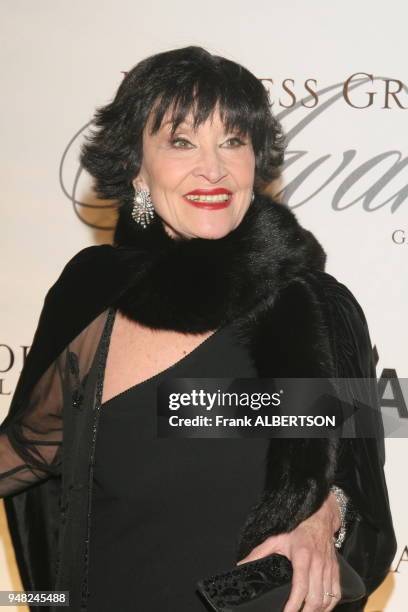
[184, 194, 231, 202]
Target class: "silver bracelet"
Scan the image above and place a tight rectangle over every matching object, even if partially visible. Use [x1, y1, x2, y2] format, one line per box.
[330, 485, 349, 549]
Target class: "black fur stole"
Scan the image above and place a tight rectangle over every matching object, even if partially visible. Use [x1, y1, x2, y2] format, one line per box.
[112, 193, 326, 332]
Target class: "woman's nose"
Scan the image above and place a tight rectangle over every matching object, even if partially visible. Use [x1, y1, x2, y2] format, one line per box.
[192, 146, 228, 183]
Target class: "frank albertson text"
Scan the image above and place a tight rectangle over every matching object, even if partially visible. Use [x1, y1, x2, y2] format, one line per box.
[168, 415, 336, 428]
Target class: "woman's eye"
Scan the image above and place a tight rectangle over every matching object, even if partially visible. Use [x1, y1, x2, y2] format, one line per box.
[224, 137, 246, 147]
[170, 137, 192, 148]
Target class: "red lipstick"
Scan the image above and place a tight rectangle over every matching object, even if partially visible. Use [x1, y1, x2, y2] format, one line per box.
[183, 187, 233, 210]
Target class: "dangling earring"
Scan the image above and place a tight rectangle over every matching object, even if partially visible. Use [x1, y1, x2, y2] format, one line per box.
[251, 190, 255, 203]
[131, 185, 155, 228]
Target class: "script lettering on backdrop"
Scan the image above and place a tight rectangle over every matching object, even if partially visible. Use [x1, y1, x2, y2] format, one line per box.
[262, 73, 408, 211]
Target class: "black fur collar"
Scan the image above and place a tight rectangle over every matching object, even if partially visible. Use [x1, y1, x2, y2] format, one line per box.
[112, 193, 326, 332]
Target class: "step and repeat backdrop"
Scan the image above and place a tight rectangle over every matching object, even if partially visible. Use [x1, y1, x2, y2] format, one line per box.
[1, 2, 407, 610]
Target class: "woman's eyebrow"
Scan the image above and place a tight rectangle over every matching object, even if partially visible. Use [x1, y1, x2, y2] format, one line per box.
[163, 119, 194, 128]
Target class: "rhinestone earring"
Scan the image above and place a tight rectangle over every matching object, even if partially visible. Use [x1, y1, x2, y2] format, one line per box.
[131, 186, 155, 228]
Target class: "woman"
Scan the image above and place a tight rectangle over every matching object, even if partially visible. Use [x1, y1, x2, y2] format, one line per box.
[0, 46, 396, 612]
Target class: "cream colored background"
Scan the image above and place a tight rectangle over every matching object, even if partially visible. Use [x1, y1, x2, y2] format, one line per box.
[1, 1, 407, 610]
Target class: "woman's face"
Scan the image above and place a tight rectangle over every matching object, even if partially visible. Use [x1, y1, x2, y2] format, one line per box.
[132, 106, 256, 240]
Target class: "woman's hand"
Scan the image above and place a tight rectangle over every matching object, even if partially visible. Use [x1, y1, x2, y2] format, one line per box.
[237, 492, 342, 612]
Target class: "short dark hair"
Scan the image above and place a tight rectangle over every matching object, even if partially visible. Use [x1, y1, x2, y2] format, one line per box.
[80, 45, 286, 205]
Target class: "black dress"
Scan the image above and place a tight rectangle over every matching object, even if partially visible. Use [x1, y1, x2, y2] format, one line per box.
[86, 321, 271, 612]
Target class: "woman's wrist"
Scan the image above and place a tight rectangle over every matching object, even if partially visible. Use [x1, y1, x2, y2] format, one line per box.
[326, 490, 342, 532]
[329, 485, 349, 549]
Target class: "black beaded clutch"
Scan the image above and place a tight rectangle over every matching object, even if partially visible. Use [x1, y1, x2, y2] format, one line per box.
[196, 550, 366, 611]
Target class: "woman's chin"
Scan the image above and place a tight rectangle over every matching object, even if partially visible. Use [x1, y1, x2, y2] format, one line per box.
[161, 213, 240, 241]
[184, 212, 241, 240]
[190, 222, 235, 240]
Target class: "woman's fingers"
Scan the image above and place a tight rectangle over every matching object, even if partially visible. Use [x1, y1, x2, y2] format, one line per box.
[237, 530, 342, 611]
[302, 554, 325, 612]
[325, 549, 342, 611]
[322, 546, 334, 611]
[282, 548, 311, 612]
[283, 546, 338, 612]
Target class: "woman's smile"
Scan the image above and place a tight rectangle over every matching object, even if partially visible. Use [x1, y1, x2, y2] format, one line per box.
[183, 187, 233, 210]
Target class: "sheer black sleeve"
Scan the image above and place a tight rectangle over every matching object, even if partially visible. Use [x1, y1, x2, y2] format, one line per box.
[0, 295, 64, 497]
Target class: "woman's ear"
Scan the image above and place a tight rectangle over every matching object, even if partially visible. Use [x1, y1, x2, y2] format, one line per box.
[132, 175, 149, 192]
